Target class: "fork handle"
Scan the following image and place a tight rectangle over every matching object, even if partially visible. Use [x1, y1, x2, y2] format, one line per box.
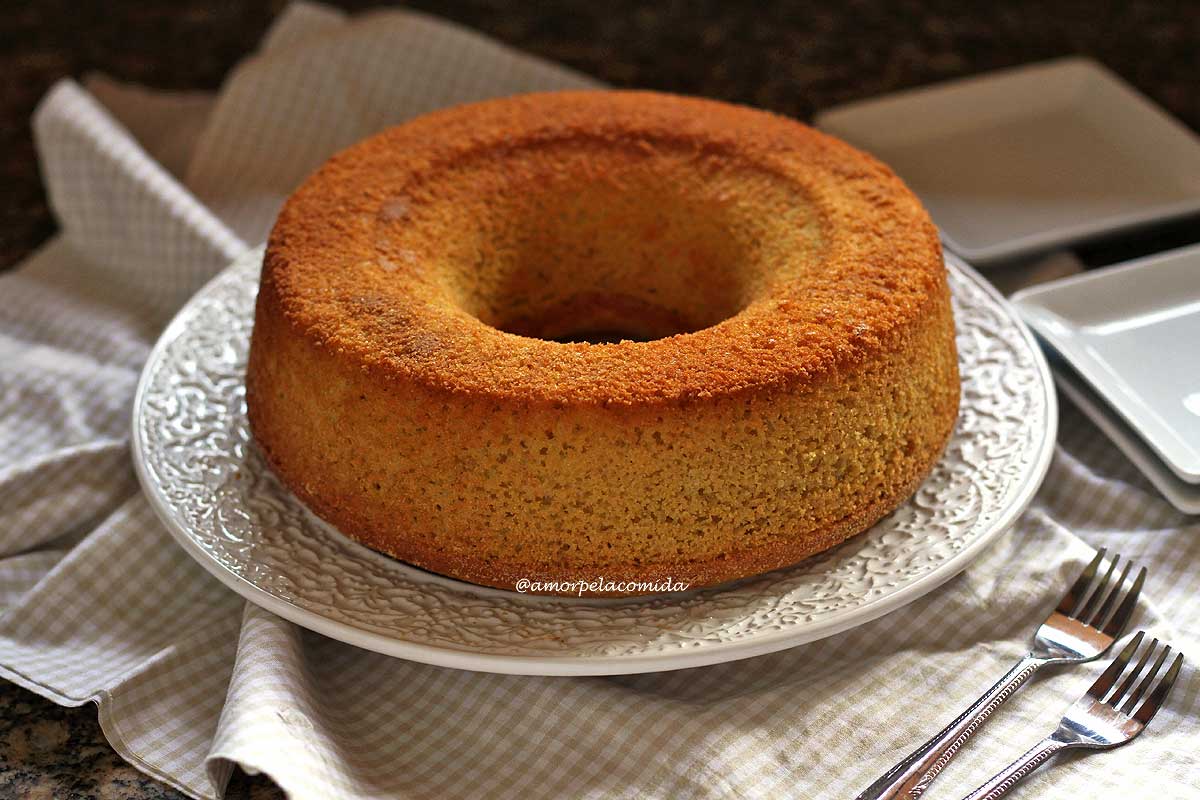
[960, 738, 1072, 800]
[856, 654, 1045, 800]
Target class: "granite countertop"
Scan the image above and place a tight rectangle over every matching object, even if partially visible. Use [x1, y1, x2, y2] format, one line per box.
[2, 1, 1197, 797]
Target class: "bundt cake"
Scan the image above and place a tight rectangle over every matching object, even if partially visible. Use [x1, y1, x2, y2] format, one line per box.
[245, 90, 960, 596]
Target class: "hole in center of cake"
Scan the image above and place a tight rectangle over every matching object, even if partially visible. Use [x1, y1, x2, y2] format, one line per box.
[375, 137, 823, 344]
[427, 144, 789, 343]
[498, 290, 708, 344]
[469, 180, 751, 343]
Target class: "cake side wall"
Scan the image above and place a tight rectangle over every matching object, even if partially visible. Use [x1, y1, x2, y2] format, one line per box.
[245, 269, 959, 595]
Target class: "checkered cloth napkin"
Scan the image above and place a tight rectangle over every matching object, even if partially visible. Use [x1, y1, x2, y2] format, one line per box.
[1, 4, 1197, 798]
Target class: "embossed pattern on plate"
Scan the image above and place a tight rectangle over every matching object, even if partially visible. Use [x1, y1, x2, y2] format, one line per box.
[132, 248, 1056, 675]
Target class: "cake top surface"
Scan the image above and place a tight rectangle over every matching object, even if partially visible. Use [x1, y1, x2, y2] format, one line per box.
[262, 90, 945, 405]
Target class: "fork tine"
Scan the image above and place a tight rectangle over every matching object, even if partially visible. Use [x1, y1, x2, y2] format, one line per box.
[1087, 631, 1144, 701]
[1088, 560, 1132, 628]
[1134, 652, 1184, 724]
[1102, 565, 1146, 637]
[1057, 548, 1106, 616]
[1076, 552, 1119, 622]
[1120, 644, 1170, 715]
[1106, 636, 1158, 707]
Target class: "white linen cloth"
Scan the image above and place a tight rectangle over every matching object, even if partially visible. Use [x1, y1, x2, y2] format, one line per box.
[1, 4, 1197, 798]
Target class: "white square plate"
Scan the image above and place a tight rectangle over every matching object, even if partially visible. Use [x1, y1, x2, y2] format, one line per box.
[1050, 354, 1200, 514]
[1012, 243, 1200, 483]
[815, 58, 1200, 264]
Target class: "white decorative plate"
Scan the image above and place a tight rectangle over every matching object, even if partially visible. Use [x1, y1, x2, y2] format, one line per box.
[133, 247, 1056, 676]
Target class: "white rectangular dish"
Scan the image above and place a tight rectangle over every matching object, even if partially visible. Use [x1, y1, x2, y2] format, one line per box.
[1051, 355, 1200, 514]
[1013, 243, 1200, 484]
[815, 58, 1200, 264]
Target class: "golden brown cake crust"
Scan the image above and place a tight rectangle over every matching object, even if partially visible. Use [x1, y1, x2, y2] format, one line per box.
[246, 90, 960, 596]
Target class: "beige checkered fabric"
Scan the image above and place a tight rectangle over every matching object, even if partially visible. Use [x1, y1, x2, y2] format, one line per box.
[1, 4, 1197, 798]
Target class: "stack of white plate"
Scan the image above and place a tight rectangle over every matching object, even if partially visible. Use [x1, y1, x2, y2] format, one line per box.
[1011, 248, 1200, 513]
[817, 57, 1200, 513]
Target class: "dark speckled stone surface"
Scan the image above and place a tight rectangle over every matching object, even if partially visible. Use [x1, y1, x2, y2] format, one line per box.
[0, 685, 273, 799]
[1, 1, 1198, 797]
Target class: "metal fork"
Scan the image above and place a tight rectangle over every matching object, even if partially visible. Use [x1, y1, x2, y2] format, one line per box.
[961, 631, 1183, 799]
[857, 548, 1145, 800]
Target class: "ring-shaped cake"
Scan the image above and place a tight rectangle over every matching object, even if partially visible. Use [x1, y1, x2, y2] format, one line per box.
[246, 91, 960, 595]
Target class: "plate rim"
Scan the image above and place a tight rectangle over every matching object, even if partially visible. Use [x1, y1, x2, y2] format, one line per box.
[815, 56, 1200, 264]
[132, 249, 1058, 676]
